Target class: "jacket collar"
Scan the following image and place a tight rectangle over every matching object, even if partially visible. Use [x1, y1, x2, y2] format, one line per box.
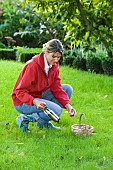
[32, 52, 58, 72]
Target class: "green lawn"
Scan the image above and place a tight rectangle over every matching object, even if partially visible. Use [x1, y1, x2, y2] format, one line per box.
[0, 60, 113, 170]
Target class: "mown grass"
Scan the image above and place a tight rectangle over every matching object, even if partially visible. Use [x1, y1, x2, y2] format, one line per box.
[0, 60, 113, 170]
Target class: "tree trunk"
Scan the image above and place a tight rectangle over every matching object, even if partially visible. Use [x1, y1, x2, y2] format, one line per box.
[101, 37, 113, 58]
[76, 0, 92, 31]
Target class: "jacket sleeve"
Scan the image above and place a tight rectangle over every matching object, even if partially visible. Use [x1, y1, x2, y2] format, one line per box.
[50, 69, 70, 107]
[15, 64, 35, 105]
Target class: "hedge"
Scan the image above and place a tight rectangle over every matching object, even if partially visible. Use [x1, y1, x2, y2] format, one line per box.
[0, 47, 42, 62]
[0, 48, 16, 60]
[15, 47, 42, 62]
[0, 48, 113, 76]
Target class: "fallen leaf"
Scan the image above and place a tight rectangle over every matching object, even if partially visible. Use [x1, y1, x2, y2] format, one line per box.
[18, 152, 24, 157]
[103, 156, 106, 161]
[15, 143, 24, 145]
[104, 95, 108, 98]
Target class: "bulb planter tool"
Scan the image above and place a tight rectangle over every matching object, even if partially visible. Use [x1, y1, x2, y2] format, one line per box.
[40, 103, 60, 122]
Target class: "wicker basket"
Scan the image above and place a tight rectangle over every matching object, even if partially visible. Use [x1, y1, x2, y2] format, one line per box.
[71, 113, 94, 136]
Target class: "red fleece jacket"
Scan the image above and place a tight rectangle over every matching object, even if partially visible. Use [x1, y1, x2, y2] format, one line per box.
[12, 52, 70, 107]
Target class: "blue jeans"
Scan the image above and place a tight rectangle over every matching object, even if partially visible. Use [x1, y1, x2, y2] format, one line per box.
[14, 84, 73, 121]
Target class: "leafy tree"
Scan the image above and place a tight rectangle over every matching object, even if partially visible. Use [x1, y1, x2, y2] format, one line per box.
[0, 0, 39, 46]
[0, 0, 65, 47]
[29, 0, 113, 58]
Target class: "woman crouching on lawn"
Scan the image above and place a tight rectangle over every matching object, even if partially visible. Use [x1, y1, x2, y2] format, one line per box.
[11, 39, 77, 132]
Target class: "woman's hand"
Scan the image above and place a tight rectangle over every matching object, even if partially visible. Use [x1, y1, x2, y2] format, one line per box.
[33, 99, 46, 110]
[65, 103, 77, 117]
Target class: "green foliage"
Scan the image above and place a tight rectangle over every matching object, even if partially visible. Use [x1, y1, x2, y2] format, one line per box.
[62, 50, 72, 57]
[0, 48, 16, 60]
[73, 57, 87, 71]
[0, 60, 113, 170]
[62, 46, 84, 59]
[63, 55, 75, 66]
[16, 47, 42, 62]
[95, 48, 108, 59]
[1, 46, 112, 75]
[0, 1, 41, 47]
[102, 58, 113, 75]
[86, 57, 104, 74]
[0, 0, 66, 48]
[0, 41, 6, 48]
[59, 50, 71, 65]
[1, 0, 113, 57]
[29, 0, 113, 58]
[0, 47, 42, 62]
[70, 48, 84, 58]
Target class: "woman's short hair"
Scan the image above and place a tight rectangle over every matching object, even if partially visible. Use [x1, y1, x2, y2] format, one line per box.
[43, 39, 64, 55]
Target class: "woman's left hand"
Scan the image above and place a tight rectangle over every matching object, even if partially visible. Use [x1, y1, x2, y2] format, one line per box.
[65, 104, 77, 117]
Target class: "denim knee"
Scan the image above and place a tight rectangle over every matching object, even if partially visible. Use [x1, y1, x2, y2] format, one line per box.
[67, 84, 73, 94]
[62, 84, 73, 99]
[54, 106, 62, 117]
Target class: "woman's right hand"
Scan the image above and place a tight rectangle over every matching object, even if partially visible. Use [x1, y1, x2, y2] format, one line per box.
[33, 99, 46, 110]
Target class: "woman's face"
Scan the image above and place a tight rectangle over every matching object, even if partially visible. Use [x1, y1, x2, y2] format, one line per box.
[45, 51, 62, 65]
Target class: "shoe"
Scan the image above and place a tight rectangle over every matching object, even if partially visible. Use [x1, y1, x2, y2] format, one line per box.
[16, 115, 30, 132]
[37, 121, 61, 130]
[21, 121, 31, 132]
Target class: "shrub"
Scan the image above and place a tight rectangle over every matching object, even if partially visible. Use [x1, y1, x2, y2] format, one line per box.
[71, 48, 83, 57]
[59, 55, 63, 65]
[86, 56, 104, 74]
[0, 48, 16, 60]
[63, 55, 75, 66]
[1, 0, 66, 48]
[0, 42, 6, 48]
[16, 47, 42, 62]
[73, 57, 87, 71]
[102, 58, 113, 75]
[96, 49, 108, 59]
[63, 50, 72, 57]
[59, 50, 71, 65]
